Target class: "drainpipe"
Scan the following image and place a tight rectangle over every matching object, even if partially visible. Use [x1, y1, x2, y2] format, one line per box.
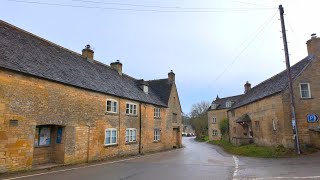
[118, 97, 121, 156]
[86, 123, 91, 163]
[139, 103, 142, 154]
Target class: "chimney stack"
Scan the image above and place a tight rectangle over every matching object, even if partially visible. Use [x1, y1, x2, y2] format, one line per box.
[306, 33, 320, 56]
[168, 70, 175, 83]
[82, 45, 94, 61]
[244, 81, 251, 94]
[110, 60, 123, 75]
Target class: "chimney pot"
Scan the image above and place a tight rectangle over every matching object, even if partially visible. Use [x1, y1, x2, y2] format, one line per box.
[82, 44, 94, 61]
[244, 81, 251, 94]
[110, 60, 123, 75]
[168, 70, 175, 83]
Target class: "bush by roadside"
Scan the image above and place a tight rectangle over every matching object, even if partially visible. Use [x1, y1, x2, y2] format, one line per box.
[209, 140, 318, 158]
[195, 135, 209, 142]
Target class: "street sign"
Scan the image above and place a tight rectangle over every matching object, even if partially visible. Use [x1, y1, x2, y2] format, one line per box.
[307, 114, 319, 123]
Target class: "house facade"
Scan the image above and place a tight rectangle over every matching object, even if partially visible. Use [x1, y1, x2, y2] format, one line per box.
[208, 95, 241, 141]
[229, 35, 320, 149]
[0, 20, 182, 173]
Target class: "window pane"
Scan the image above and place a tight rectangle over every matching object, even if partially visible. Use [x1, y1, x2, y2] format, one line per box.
[130, 104, 133, 114]
[112, 137, 116, 143]
[106, 137, 110, 144]
[112, 130, 116, 137]
[301, 84, 310, 97]
[133, 130, 136, 141]
[106, 131, 111, 138]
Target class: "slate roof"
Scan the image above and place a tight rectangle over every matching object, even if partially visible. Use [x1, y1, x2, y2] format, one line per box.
[0, 20, 171, 107]
[147, 79, 173, 105]
[208, 95, 242, 110]
[230, 55, 314, 109]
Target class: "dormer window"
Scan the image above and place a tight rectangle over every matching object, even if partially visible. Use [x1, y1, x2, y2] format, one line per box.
[211, 104, 218, 109]
[139, 79, 149, 94]
[143, 85, 148, 94]
[226, 101, 232, 108]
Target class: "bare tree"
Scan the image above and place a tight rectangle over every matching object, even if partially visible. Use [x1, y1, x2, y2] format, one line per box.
[189, 101, 210, 137]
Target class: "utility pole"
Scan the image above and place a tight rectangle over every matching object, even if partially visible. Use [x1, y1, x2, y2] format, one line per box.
[279, 5, 301, 154]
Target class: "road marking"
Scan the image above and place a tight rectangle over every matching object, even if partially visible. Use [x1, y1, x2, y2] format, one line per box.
[2, 149, 180, 180]
[232, 155, 239, 180]
[254, 176, 320, 179]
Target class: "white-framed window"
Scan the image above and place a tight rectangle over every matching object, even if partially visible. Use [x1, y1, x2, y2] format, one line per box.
[226, 101, 232, 108]
[272, 119, 277, 131]
[154, 108, 161, 118]
[213, 130, 218, 136]
[211, 104, 217, 109]
[154, 129, 160, 141]
[126, 128, 137, 142]
[105, 128, 117, 145]
[106, 99, 118, 113]
[300, 83, 311, 98]
[212, 117, 217, 124]
[126, 103, 137, 115]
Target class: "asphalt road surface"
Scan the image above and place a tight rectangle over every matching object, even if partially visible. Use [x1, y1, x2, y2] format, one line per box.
[1, 137, 320, 180]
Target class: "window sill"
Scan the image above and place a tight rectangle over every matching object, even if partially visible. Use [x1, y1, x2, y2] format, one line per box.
[154, 117, 161, 120]
[125, 141, 137, 145]
[34, 145, 51, 148]
[153, 140, 161, 143]
[125, 114, 138, 117]
[105, 112, 119, 116]
[300, 97, 313, 100]
[104, 144, 118, 147]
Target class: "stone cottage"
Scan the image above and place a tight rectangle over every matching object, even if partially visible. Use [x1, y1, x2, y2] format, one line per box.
[208, 95, 241, 141]
[229, 35, 320, 148]
[0, 20, 182, 173]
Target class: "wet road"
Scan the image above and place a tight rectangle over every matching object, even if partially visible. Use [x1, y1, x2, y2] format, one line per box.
[2, 137, 320, 180]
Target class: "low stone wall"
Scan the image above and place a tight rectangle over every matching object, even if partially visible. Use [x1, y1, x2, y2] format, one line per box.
[309, 129, 320, 148]
[231, 137, 254, 146]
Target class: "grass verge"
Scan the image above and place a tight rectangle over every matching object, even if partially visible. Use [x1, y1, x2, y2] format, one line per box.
[195, 135, 209, 142]
[209, 140, 318, 158]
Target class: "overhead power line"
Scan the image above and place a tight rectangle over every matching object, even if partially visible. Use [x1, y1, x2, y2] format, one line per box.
[7, 0, 276, 13]
[71, 0, 275, 10]
[231, 1, 274, 8]
[210, 10, 278, 93]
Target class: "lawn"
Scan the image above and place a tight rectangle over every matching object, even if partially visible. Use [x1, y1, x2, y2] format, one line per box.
[209, 140, 318, 158]
[195, 135, 209, 142]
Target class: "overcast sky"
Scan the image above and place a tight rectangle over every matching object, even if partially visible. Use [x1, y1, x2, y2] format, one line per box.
[1, 0, 318, 114]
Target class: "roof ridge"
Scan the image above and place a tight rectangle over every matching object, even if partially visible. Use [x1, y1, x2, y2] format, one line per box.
[0, 19, 170, 107]
[0, 20, 84, 58]
[229, 55, 313, 110]
[214, 94, 243, 101]
[147, 78, 168, 82]
[247, 56, 312, 93]
[93, 60, 138, 81]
